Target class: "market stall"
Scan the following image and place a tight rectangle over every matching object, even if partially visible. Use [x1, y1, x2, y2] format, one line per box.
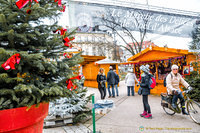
[81, 55, 106, 88]
[126, 46, 196, 95]
[94, 59, 119, 88]
[81, 57, 119, 88]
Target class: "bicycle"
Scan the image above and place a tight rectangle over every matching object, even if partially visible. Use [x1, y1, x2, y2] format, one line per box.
[161, 90, 200, 124]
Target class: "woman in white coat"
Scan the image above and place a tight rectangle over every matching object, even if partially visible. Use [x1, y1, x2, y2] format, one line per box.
[125, 69, 139, 96]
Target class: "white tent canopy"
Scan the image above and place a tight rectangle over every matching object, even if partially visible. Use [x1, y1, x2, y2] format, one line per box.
[95, 58, 119, 64]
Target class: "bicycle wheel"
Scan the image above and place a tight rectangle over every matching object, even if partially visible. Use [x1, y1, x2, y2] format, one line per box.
[187, 100, 200, 124]
[161, 100, 176, 115]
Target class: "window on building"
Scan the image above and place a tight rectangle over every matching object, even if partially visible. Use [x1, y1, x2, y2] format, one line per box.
[88, 36, 92, 42]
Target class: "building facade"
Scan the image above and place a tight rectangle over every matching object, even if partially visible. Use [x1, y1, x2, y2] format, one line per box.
[72, 27, 122, 60]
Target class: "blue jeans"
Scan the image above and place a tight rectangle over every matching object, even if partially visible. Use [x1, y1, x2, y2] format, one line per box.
[127, 86, 134, 96]
[172, 91, 185, 107]
[115, 84, 119, 96]
[108, 84, 115, 97]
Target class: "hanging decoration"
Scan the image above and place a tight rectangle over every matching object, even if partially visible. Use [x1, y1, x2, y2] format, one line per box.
[26, 9, 32, 14]
[54, 0, 62, 6]
[54, 0, 65, 12]
[16, 0, 38, 9]
[53, 28, 67, 35]
[63, 37, 75, 48]
[16, 0, 65, 12]
[1, 53, 21, 70]
[60, 5, 66, 12]
[53, 28, 75, 48]
[133, 56, 186, 80]
[63, 53, 73, 58]
[66, 75, 82, 91]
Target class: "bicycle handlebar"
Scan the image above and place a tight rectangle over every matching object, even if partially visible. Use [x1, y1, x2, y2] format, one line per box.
[183, 87, 193, 94]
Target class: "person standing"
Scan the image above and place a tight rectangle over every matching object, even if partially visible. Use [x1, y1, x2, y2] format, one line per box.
[125, 69, 139, 96]
[113, 70, 119, 96]
[139, 65, 153, 119]
[166, 64, 192, 115]
[107, 66, 116, 98]
[97, 68, 107, 100]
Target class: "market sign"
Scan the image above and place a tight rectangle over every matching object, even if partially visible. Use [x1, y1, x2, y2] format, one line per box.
[68, 1, 199, 38]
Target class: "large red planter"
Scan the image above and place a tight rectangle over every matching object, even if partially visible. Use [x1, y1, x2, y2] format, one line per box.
[0, 102, 49, 133]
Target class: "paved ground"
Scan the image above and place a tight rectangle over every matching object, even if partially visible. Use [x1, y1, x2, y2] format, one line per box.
[44, 81, 200, 133]
[43, 124, 90, 133]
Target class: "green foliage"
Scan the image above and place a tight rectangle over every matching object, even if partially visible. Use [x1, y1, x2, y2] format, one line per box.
[190, 23, 200, 49]
[184, 61, 200, 102]
[185, 73, 200, 102]
[0, 0, 88, 112]
[185, 21, 200, 102]
[68, 88, 92, 123]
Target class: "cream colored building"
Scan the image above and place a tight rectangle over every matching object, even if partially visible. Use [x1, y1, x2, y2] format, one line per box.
[72, 31, 115, 59]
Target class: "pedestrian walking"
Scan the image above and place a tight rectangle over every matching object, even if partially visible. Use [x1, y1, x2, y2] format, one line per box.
[97, 68, 107, 100]
[125, 69, 139, 96]
[113, 69, 119, 96]
[139, 65, 153, 119]
[107, 66, 116, 98]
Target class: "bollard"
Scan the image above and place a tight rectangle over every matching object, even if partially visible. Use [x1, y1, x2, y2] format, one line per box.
[92, 95, 96, 133]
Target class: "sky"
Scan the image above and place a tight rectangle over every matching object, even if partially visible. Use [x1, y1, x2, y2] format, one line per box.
[57, 0, 200, 50]
[135, 0, 200, 12]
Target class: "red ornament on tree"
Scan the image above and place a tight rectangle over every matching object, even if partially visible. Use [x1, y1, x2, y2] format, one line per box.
[53, 28, 67, 35]
[1, 54, 21, 70]
[63, 53, 71, 58]
[60, 5, 66, 12]
[63, 37, 75, 48]
[54, 0, 62, 6]
[16, 0, 38, 9]
[26, 9, 32, 14]
[66, 75, 82, 91]
[54, 0, 66, 12]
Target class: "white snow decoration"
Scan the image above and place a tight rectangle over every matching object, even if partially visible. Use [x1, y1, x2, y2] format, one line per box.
[48, 95, 88, 117]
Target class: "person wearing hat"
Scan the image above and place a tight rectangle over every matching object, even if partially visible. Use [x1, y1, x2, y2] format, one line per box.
[107, 66, 117, 98]
[139, 64, 153, 119]
[166, 64, 193, 115]
[125, 68, 139, 96]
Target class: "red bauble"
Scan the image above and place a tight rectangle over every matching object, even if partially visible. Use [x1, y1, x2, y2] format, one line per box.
[1, 54, 21, 70]
[26, 9, 32, 14]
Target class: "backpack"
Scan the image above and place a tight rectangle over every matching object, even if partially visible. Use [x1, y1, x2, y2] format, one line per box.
[163, 73, 173, 87]
[149, 75, 156, 89]
[139, 74, 156, 89]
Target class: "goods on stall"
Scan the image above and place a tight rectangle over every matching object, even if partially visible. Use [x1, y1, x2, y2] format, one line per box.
[134, 56, 187, 80]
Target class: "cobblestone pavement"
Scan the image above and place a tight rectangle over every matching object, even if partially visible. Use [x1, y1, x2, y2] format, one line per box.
[85, 81, 200, 133]
[44, 81, 200, 133]
[43, 124, 91, 133]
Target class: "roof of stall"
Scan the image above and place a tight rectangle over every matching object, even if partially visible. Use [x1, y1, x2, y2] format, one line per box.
[127, 46, 189, 63]
[95, 58, 119, 65]
[81, 55, 106, 65]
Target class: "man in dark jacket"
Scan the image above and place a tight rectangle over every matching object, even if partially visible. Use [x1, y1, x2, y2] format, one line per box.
[107, 66, 116, 98]
[114, 70, 119, 96]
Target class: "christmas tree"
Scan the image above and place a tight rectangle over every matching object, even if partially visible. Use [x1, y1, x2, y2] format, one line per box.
[0, 0, 90, 118]
[48, 88, 92, 123]
[184, 20, 200, 102]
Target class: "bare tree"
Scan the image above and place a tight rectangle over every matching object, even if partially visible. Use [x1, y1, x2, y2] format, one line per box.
[97, 8, 153, 56]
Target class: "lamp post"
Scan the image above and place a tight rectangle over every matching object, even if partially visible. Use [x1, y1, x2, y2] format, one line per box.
[92, 95, 96, 133]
